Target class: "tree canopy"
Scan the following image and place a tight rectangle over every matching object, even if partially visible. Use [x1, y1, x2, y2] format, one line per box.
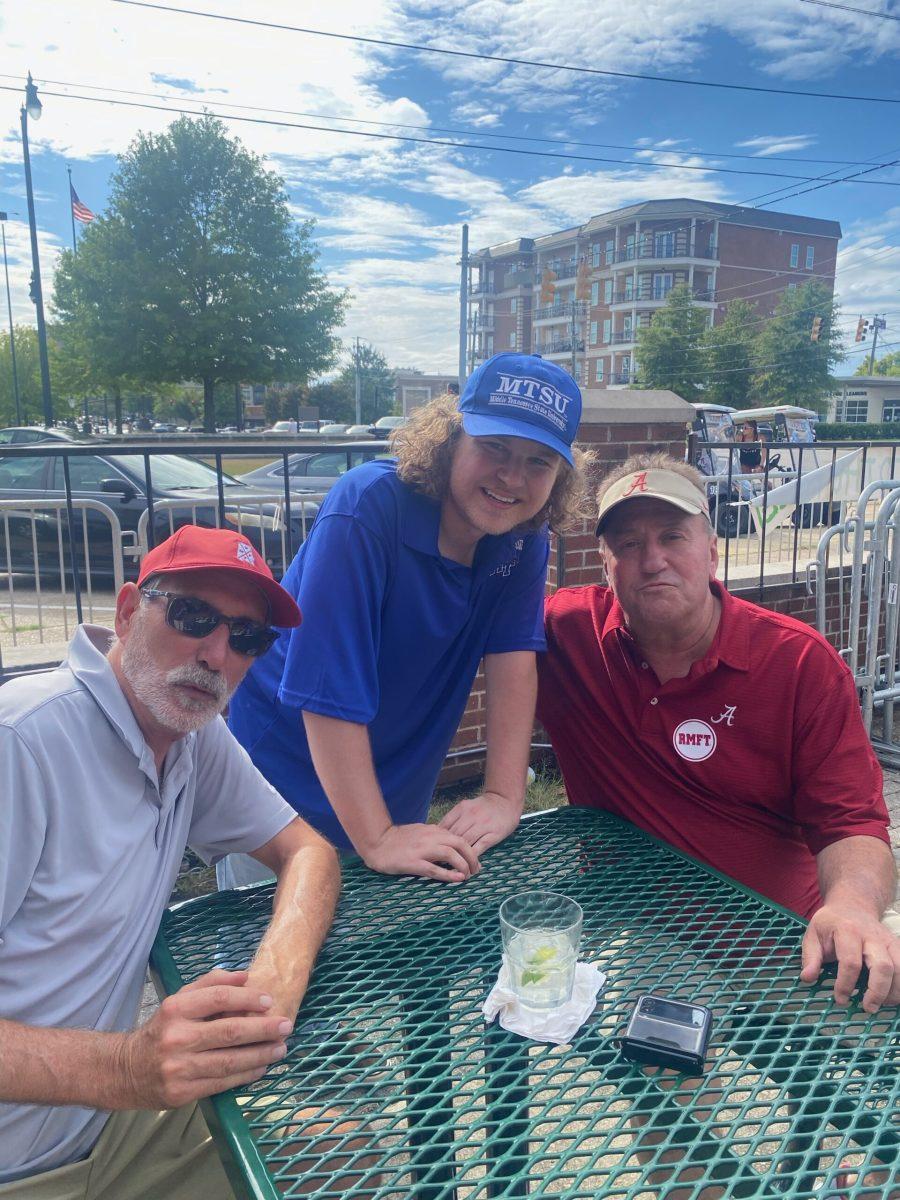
[856, 349, 900, 377]
[631, 279, 844, 412]
[52, 114, 346, 431]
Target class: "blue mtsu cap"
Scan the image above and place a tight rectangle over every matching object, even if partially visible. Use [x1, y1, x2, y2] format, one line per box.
[458, 352, 582, 466]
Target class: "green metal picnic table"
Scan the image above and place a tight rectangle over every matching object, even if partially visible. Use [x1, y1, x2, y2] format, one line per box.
[150, 808, 898, 1199]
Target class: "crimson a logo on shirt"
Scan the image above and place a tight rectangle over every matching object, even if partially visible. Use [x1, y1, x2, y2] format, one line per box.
[673, 719, 717, 762]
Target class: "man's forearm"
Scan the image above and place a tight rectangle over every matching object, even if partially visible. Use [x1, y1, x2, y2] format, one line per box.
[483, 652, 538, 805]
[817, 835, 897, 916]
[248, 824, 341, 1020]
[302, 712, 392, 855]
[0, 1019, 131, 1109]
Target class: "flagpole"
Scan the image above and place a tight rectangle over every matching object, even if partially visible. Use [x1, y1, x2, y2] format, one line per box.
[66, 166, 77, 252]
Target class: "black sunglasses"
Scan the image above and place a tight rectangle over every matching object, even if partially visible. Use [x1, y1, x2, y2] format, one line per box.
[140, 588, 278, 658]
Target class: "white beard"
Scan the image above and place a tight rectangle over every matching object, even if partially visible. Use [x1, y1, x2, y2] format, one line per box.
[120, 614, 234, 735]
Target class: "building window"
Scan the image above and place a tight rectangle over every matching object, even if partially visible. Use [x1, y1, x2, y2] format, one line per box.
[602, 318, 611, 344]
[595, 358, 604, 382]
[511, 297, 518, 314]
[655, 231, 675, 258]
[591, 243, 601, 268]
[590, 321, 598, 345]
[836, 399, 868, 422]
[591, 281, 599, 307]
[603, 279, 613, 304]
[605, 238, 615, 264]
[787, 281, 797, 290]
[508, 331, 516, 348]
[790, 244, 800, 268]
[883, 405, 900, 422]
[805, 246, 814, 270]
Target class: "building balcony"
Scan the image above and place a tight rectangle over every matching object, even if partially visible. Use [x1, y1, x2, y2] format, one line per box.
[609, 285, 718, 310]
[474, 317, 495, 332]
[534, 301, 585, 322]
[541, 256, 578, 281]
[610, 329, 638, 345]
[468, 281, 495, 297]
[539, 337, 585, 356]
[609, 370, 632, 386]
[613, 240, 718, 265]
[502, 267, 534, 289]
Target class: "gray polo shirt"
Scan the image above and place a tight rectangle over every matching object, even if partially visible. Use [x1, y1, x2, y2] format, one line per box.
[0, 625, 296, 1183]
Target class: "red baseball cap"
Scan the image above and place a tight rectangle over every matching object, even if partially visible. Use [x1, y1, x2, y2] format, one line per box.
[137, 525, 301, 628]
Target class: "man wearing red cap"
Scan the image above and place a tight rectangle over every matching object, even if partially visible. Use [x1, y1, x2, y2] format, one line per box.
[539, 453, 899, 1014]
[0, 526, 340, 1195]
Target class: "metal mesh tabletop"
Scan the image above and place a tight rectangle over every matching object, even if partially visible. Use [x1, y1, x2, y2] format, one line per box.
[151, 808, 898, 1200]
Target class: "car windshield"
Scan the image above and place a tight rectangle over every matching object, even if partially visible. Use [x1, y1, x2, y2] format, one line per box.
[116, 453, 242, 490]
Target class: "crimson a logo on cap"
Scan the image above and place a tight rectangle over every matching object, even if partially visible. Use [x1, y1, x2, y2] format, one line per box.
[673, 719, 717, 762]
[236, 540, 256, 565]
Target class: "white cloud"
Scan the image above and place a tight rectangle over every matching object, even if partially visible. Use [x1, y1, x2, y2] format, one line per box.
[835, 209, 900, 334]
[736, 134, 818, 157]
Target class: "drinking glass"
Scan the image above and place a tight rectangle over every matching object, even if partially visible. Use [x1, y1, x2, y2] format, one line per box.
[499, 891, 583, 1010]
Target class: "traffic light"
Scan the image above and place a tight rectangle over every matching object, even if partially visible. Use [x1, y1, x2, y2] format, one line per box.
[810, 316, 823, 342]
[540, 269, 557, 305]
[575, 259, 590, 302]
[855, 316, 870, 343]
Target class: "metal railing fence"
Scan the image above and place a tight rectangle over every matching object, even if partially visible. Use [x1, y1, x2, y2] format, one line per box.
[689, 438, 900, 599]
[0, 439, 351, 677]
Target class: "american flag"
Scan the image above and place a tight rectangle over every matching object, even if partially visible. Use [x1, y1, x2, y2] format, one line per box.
[70, 183, 95, 224]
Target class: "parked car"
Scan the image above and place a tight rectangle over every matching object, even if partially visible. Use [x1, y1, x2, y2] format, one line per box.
[0, 449, 318, 580]
[0, 426, 79, 445]
[237, 441, 391, 494]
[151, 421, 179, 433]
[367, 415, 407, 437]
[345, 424, 376, 438]
[267, 419, 321, 434]
[317, 423, 350, 436]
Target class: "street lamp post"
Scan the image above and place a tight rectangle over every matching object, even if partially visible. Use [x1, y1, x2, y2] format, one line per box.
[21, 72, 53, 427]
[0, 212, 21, 424]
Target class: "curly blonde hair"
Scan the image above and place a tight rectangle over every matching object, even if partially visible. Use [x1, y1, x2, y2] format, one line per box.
[392, 394, 595, 533]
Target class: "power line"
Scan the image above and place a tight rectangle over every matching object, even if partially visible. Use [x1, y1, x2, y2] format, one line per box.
[112, 0, 900, 106]
[797, 0, 900, 20]
[10, 83, 900, 186]
[4, 73, 875, 168]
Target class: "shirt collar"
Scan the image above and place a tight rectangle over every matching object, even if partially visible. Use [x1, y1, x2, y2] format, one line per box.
[601, 579, 750, 673]
[66, 624, 195, 789]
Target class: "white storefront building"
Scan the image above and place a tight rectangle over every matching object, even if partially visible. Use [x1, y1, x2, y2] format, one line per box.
[827, 377, 900, 424]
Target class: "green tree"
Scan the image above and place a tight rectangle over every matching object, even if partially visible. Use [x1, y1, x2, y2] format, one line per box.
[633, 284, 709, 401]
[0, 326, 42, 426]
[701, 299, 759, 410]
[309, 344, 396, 424]
[752, 280, 843, 412]
[52, 114, 346, 432]
[856, 349, 900, 377]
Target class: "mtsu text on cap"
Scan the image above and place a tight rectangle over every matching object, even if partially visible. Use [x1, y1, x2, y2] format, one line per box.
[484, 371, 575, 438]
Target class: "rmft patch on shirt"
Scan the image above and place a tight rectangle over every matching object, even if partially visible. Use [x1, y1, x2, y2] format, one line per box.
[673, 719, 717, 762]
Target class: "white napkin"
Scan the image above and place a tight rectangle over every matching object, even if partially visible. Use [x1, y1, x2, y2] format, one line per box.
[482, 959, 606, 1044]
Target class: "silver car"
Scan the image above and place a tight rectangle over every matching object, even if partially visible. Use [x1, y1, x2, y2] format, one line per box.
[237, 441, 391, 494]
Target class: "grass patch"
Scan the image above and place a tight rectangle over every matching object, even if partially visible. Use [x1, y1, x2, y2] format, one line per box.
[429, 761, 567, 824]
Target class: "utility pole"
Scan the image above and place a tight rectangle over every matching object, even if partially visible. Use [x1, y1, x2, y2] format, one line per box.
[21, 73, 53, 427]
[354, 337, 362, 425]
[458, 223, 469, 390]
[570, 297, 577, 379]
[0, 214, 21, 424]
[868, 315, 887, 375]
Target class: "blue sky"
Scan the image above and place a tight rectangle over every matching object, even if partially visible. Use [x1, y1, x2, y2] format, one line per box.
[1, 0, 899, 375]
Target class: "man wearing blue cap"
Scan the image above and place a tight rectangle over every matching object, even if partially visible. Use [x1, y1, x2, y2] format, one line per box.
[224, 353, 588, 883]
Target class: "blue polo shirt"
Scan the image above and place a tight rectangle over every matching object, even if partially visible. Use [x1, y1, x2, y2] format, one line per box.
[228, 460, 549, 849]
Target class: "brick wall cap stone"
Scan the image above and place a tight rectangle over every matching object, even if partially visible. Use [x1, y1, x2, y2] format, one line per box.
[579, 389, 695, 425]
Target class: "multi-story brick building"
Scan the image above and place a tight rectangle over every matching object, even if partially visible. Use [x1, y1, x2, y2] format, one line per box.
[467, 198, 840, 389]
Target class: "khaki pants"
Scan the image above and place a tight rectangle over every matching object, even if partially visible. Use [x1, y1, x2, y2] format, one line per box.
[0, 1105, 234, 1200]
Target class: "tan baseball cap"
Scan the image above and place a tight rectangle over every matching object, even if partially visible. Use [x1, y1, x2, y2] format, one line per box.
[595, 468, 710, 536]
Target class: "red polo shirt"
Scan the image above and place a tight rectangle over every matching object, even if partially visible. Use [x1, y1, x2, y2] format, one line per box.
[538, 582, 889, 918]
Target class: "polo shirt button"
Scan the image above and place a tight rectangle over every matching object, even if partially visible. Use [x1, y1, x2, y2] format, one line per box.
[641, 662, 649, 669]
[650, 697, 658, 705]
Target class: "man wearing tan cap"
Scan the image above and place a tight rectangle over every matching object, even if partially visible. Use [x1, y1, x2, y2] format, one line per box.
[538, 452, 899, 1014]
[0, 526, 339, 1196]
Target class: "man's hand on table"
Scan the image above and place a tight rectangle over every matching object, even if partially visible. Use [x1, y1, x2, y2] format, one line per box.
[800, 904, 900, 1013]
[361, 822, 481, 883]
[438, 791, 523, 855]
[122, 969, 292, 1108]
